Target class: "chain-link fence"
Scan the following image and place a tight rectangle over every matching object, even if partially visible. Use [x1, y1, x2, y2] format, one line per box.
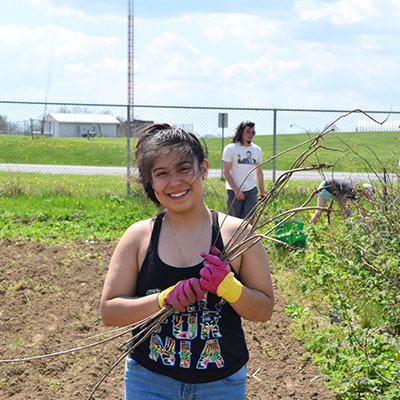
[1, 100, 399, 195]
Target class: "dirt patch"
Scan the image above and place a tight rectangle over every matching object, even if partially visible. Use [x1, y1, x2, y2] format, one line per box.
[0, 239, 337, 399]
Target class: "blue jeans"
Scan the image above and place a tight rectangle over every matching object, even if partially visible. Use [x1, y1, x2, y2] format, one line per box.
[124, 355, 246, 400]
[227, 186, 258, 219]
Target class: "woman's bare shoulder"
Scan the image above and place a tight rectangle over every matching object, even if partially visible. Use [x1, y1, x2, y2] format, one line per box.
[110, 216, 157, 268]
[127, 217, 154, 232]
[119, 217, 155, 246]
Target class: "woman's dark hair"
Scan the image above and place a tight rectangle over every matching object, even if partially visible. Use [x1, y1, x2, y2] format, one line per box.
[232, 121, 255, 144]
[135, 123, 207, 206]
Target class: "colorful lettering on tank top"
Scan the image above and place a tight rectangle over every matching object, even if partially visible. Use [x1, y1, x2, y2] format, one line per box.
[146, 292, 226, 370]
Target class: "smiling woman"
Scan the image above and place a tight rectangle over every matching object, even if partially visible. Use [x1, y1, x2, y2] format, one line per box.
[100, 123, 274, 399]
[134, 123, 208, 207]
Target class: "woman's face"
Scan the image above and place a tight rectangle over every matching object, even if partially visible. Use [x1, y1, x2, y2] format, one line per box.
[151, 152, 208, 212]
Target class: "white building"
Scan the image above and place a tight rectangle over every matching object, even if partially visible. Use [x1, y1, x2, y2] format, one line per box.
[44, 113, 119, 137]
[356, 120, 400, 132]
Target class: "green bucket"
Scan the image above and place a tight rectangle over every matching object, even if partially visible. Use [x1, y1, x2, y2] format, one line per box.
[273, 219, 306, 249]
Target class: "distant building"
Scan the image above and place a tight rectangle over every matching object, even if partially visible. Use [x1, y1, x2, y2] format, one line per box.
[356, 120, 400, 132]
[44, 113, 120, 138]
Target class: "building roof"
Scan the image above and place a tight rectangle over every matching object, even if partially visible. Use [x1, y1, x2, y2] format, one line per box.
[46, 113, 119, 124]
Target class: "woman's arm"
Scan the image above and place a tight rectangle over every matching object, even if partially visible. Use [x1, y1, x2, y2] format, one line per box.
[217, 214, 274, 322]
[230, 239, 274, 322]
[100, 220, 160, 327]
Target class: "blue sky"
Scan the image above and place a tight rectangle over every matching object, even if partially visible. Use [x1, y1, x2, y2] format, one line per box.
[1, 0, 399, 110]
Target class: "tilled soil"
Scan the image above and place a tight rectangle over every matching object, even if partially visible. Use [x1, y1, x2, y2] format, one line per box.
[0, 239, 337, 399]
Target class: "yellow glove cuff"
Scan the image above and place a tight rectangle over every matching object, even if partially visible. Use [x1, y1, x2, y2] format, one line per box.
[216, 272, 243, 303]
[157, 282, 179, 309]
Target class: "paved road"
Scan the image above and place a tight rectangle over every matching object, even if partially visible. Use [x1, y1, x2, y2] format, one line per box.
[0, 163, 393, 182]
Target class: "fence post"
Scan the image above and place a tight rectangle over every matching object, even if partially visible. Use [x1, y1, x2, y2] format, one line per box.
[272, 109, 277, 183]
[218, 113, 228, 179]
[30, 118, 34, 140]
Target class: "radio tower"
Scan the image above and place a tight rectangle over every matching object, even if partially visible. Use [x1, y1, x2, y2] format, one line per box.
[128, 0, 134, 117]
[127, 0, 134, 194]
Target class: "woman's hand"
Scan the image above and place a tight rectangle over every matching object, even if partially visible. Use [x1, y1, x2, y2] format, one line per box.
[200, 247, 243, 303]
[158, 278, 204, 312]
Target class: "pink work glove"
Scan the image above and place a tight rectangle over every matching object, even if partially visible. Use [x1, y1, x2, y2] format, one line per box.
[158, 278, 204, 312]
[200, 247, 243, 303]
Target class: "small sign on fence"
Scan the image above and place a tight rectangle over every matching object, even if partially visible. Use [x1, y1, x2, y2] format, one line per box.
[218, 113, 228, 128]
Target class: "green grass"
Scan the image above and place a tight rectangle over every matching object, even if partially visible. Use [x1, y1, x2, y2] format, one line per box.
[0, 135, 128, 166]
[250, 131, 400, 172]
[0, 172, 317, 242]
[1, 132, 399, 172]
[0, 171, 128, 197]
[0, 173, 154, 242]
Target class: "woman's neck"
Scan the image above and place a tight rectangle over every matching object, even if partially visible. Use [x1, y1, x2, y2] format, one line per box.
[161, 206, 211, 267]
[166, 205, 209, 229]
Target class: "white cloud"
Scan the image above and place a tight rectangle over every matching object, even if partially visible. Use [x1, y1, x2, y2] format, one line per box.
[138, 13, 284, 87]
[356, 34, 382, 51]
[148, 31, 201, 56]
[199, 57, 224, 76]
[28, 0, 50, 6]
[199, 13, 278, 50]
[64, 63, 88, 74]
[203, 24, 225, 43]
[48, 5, 125, 23]
[49, 6, 86, 19]
[141, 31, 214, 80]
[0, 24, 119, 61]
[223, 55, 302, 83]
[295, 0, 380, 24]
[65, 58, 126, 76]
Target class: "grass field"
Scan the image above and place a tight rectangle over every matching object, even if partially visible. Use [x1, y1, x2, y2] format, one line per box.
[1, 131, 399, 172]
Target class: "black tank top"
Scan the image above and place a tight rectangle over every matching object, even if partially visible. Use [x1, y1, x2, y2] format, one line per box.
[131, 209, 249, 383]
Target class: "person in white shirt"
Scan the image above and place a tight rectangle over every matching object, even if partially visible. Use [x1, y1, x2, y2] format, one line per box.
[222, 121, 265, 223]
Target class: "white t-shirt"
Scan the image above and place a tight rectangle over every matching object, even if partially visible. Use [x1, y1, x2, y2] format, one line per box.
[222, 142, 263, 192]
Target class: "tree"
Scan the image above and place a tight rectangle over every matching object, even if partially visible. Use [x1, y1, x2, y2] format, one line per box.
[0, 115, 9, 134]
